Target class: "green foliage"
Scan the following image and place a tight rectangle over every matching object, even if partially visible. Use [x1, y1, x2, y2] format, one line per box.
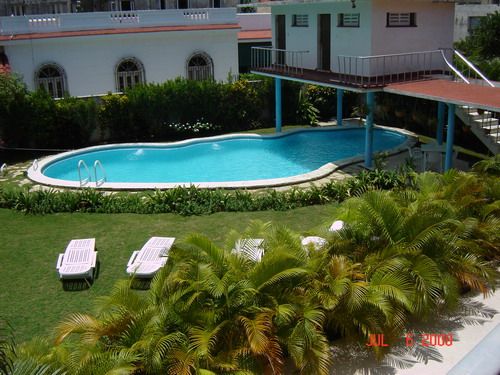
[0, 170, 408, 216]
[13, 169, 498, 374]
[455, 11, 500, 59]
[0, 75, 310, 150]
[454, 11, 500, 80]
[0, 319, 13, 375]
[296, 88, 319, 126]
[0, 73, 98, 149]
[303, 85, 337, 120]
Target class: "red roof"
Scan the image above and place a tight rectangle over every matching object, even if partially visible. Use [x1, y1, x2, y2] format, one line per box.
[0, 23, 240, 42]
[384, 79, 500, 111]
[238, 29, 271, 41]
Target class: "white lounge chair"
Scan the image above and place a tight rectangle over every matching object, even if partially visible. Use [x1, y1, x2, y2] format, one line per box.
[126, 236, 175, 278]
[56, 238, 97, 281]
[301, 236, 327, 251]
[232, 238, 264, 262]
[301, 220, 344, 252]
[329, 220, 344, 232]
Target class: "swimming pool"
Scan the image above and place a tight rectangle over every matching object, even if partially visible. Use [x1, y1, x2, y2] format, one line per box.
[28, 127, 410, 189]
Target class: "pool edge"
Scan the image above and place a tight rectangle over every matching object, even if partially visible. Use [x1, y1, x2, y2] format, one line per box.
[27, 125, 416, 190]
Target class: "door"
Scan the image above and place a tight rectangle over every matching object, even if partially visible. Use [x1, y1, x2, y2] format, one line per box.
[275, 15, 286, 65]
[318, 14, 331, 71]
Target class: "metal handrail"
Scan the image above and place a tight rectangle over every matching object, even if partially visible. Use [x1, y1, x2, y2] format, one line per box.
[452, 49, 495, 87]
[337, 49, 449, 87]
[93, 160, 107, 187]
[32, 159, 39, 171]
[440, 50, 470, 84]
[251, 47, 309, 76]
[77, 160, 91, 187]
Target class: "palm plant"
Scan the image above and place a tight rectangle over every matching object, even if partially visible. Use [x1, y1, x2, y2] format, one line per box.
[319, 187, 497, 345]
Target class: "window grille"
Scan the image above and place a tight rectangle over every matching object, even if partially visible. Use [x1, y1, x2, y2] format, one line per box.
[292, 14, 308, 27]
[116, 58, 145, 92]
[187, 53, 214, 81]
[35, 64, 66, 98]
[338, 13, 360, 27]
[387, 12, 416, 27]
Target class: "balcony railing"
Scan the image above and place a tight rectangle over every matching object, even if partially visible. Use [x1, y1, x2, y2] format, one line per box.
[0, 8, 237, 36]
[337, 50, 451, 87]
[251, 46, 308, 76]
[251, 47, 459, 88]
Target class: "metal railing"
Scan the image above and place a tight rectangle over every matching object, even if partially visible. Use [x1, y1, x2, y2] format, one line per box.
[443, 49, 495, 87]
[457, 106, 500, 152]
[93, 160, 107, 187]
[337, 50, 449, 87]
[251, 47, 309, 76]
[77, 160, 91, 187]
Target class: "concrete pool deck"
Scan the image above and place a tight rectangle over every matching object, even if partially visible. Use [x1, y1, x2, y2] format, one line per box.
[327, 286, 500, 375]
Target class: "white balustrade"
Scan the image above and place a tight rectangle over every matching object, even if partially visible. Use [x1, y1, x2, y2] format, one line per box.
[0, 8, 236, 36]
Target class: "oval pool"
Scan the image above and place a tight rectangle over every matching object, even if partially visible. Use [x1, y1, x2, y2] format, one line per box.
[28, 127, 410, 189]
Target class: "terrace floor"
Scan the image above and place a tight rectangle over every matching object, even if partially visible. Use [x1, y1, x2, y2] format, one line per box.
[252, 66, 443, 90]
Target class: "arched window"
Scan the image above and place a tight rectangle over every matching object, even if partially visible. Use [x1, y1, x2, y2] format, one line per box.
[115, 57, 145, 92]
[186, 52, 213, 81]
[35, 63, 67, 98]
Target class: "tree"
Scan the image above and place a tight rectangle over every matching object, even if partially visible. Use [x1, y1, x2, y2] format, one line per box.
[456, 11, 500, 59]
[455, 11, 500, 80]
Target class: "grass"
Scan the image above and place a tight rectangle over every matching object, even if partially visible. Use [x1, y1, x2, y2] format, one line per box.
[0, 204, 338, 343]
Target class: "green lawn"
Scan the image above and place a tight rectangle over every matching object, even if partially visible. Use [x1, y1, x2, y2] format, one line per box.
[0, 205, 338, 343]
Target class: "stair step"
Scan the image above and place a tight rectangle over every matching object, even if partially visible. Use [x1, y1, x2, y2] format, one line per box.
[474, 118, 499, 126]
[468, 111, 493, 120]
[485, 127, 500, 134]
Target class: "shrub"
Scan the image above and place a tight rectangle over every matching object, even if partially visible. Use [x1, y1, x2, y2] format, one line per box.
[0, 168, 410, 216]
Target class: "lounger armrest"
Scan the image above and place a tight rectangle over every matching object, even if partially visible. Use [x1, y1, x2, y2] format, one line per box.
[127, 251, 140, 267]
[90, 251, 98, 268]
[56, 253, 64, 270]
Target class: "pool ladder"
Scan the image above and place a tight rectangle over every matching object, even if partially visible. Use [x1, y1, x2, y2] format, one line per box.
[78, 159, 107, 187]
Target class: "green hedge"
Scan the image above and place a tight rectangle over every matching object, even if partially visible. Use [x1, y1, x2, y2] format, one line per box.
[0, 74, 314, 150]
[0, 170, 407, 216]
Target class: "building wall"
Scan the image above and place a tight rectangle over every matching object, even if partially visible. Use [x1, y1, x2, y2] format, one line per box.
[454, 4, 500, 41]
[271, 1, 373, 72]
[4, 28, 238, 96]
[271, 0, 454, 75]
[371, 0, 454, 55]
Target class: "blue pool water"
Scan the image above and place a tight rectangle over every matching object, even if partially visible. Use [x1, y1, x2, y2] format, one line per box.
[42, 128, 406, 183]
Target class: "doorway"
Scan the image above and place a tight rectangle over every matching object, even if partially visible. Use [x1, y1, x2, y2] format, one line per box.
[275, 15, 286, 65]
[318, 14, 331, 71]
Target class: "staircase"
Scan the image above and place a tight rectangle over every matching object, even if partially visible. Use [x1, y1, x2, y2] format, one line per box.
[442, 49, 499, 154]
[456, 107, 500, 154]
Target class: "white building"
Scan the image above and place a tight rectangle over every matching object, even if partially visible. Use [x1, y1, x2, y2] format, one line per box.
[0, 9, 240, 97]
[454, 1, 500, 41]
[255, 0, 455, 79]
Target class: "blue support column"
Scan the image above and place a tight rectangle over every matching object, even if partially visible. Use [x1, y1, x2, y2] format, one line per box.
[337, 89, 344, 126]
[444, 103, 456, 171]
[275, 78, 282, 133]
[364, 92, 375, 168]
[437, 101, 445, 145]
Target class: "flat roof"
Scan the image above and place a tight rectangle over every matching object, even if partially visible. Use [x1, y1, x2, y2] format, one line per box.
[0, 23, 240, 42]
[384, 79, 500, 112]
[238, 29, 271, 41]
